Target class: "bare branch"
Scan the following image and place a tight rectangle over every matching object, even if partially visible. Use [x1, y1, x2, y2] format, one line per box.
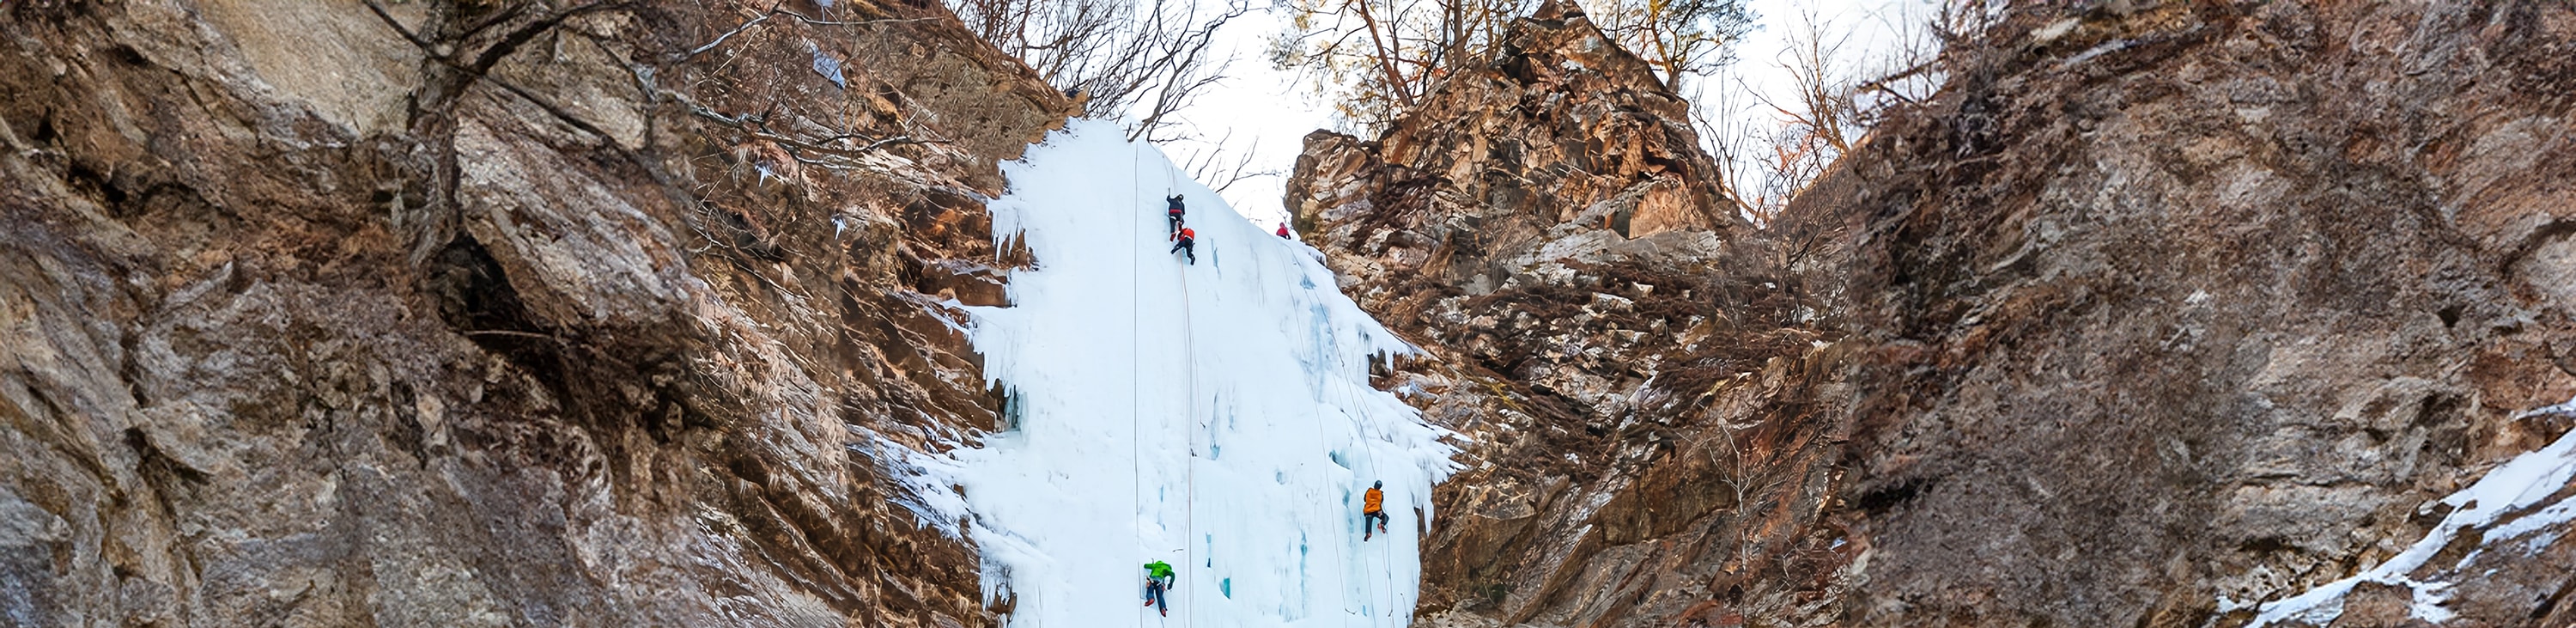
[681, 4, 944, 62]
[1274, 0, 1544, 130]
[468, 1, 627, 76]
[361, 0, 434, 52]
[1172, 132, 1276, 193]
[682, 6, 782, 60]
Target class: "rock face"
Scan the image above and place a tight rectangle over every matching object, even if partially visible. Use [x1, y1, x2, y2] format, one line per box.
[0, 1, 1066, 625]
[1814, 3, 2576, 625]
[1295, 1, 2576, 627]
[9, 0, 2575, 625]
[1291, 3, 1850, 625]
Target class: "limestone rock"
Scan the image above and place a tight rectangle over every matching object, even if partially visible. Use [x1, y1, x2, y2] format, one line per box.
[0, 1, 1072, 625]
[1289, 3, 1838, 625]
[1292, 1, 2576, 627]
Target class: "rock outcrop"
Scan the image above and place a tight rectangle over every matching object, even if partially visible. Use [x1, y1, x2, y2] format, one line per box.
[0, 1, 1066, 625]
[1291, 3, 1851, 625]
[1294, 1, 2576, 627]
[1813, 3, 2576, 625]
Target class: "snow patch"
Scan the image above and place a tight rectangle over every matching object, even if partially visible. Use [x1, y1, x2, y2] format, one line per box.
[2241, 397, 2576, 626]
[805, 40, 846, 88]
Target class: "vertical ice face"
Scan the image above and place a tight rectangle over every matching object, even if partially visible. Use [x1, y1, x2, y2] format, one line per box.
[939, 119, 1459, 626]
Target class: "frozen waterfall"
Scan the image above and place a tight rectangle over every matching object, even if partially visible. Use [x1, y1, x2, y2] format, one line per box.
[918, 119, 1459, 627]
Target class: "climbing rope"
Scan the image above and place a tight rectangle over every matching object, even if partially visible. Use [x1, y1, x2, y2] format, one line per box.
[1178, 252, 1200, 628]
[1129, 141, 1145, 628]
[1295, 373, 1363, 627]
[1141, 143, 1202, 627]
[1327, 369, 1404, 622]
[1146, 149, 1385, 625]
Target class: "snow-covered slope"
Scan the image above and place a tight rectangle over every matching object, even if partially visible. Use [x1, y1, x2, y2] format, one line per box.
[932, 119, 1459, 626]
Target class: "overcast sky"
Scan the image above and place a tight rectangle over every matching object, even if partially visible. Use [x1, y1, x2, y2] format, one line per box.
[1147, 0, 1932, 229]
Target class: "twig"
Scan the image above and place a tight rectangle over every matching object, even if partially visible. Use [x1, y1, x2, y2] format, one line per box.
[776, 11, 943, 27]
[489, 3, 623, 71]
[659, 88, 947, 161]
[679, 3, 943, 62]
[465, 329, 570, 345]
[683, 9, 780, 60]
[485, 75, 620, 142]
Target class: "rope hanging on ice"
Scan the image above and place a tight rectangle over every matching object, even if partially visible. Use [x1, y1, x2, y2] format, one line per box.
[940, 120, 1456, 627]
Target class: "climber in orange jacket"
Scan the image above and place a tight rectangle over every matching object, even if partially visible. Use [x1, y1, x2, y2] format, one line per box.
[1170, 227, 1196, 265]
[1361, 480, 1389, 540]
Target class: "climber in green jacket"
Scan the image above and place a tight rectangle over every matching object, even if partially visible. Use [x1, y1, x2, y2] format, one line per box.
[1142, 559, 1176, 616]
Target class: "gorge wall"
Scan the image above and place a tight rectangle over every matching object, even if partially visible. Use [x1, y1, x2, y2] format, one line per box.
[1290, 3, 1856, 625]
[1291, 1, 2576, 627]
[0, 1, 1061, 625]
[7, 0, 2575, 626]
[1814, 3, 2576, 625]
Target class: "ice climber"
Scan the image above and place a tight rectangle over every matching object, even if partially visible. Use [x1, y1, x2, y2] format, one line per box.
[1170, 227, 1196, 264]
[1276, 223, 1291, 238]
[1142, 559, 1176, 616]
[1166, 194, 1187, 234]
[1361, 481, 1390, 540]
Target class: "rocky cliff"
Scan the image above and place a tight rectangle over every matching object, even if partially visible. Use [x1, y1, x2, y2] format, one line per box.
[9, 0, 2575, 625]
[1817, 3, 2576, 625]
[1293, 1, 2576, 627]
[1290, 3, 1852, 625]
[0, 1, 1065, 625]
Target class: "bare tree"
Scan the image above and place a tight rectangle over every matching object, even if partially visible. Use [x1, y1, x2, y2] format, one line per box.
[1687, 74, 1761, 221]
[951, 0, 1247, 139]
[1269, 0, 1533, 131]
[1580, 0, 1751, 92]
[1168, 130, 1279, 194]
[1692, 0, 1959, 223]
[361, 0, 641, 260]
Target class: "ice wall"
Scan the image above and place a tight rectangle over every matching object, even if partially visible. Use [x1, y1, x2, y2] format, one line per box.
[937, 119, 1459, 626]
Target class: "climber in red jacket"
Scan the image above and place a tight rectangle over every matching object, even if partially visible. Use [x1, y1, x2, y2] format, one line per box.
[1170, 227, 1196, 265]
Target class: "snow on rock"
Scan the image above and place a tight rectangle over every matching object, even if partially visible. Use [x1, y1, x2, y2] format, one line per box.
[928, 119, 1460, 626]
[2241, 398, 2576, 626]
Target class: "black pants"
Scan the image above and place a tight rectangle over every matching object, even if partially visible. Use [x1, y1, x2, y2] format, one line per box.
[1170, 240, 1194, 264]
[1168, 214, 1184, 234]
[1364, 509, 1389, 531]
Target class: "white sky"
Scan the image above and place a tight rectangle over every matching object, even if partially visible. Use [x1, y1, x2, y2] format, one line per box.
[1147, 0, 1931, 228]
